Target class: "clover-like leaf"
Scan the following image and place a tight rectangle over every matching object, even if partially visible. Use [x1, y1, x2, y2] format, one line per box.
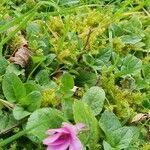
[13, 106, 30, 120]
[2, 73, 26, 102]
[26, 108, 66, 143]
[99, 111, 121, 134]
[73, 101, 100, 149]
[82, 86, 105, 115]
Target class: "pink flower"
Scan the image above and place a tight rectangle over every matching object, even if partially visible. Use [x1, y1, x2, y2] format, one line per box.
[43, 122, 85, 150]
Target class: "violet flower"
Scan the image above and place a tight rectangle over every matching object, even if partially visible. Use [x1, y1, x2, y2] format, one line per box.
[43, 122, 85, 150]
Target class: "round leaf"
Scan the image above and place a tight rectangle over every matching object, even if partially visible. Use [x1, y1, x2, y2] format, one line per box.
[26, 108, 66, 143]
[82, 86, 106, 115]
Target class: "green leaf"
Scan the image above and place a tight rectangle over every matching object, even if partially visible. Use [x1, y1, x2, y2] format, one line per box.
[13, 106, 30, 120]
[2, 73, 26, 102]
[142, 64, 150, 83]
[144, 27, 150, 50]
[100, 111, 139, 149]
[142, 98, 150, 109]
[73, 101, 99, 148]
[6, 64, 24, 76]
[82, 48, 111, 71]
[32, 55, 46, 64]
[83, 54, 95, 66]
[97, 47, 112, 63]
[0, 58, 8, 76]
[103, 141, 115, 150]
[59, 0, 79, 5]
[110, 24, 124, 37]
[44, 54, 56, 66]
[134, 77, 149, 90]
[20, 91, 42, 112]
[99, 111, 121, 134]
[121, 35, 142, 44]
[75, 71, 97, 87]
[0, 110, 17, 131]
[127, 127, 139, 144]
[82, 86, 105, 115]
[61, 73, 74, 91]
[24, 81, 41, 94]
[116, 54, 142, 77]
[107, 127, 138, 149]
[83, 53, 108, 71]
[26, 108, 66, 143]
[62, 98, 74, 120]
[121, 54, 142, 73]
[129, 16, 142, 30]
[26, 22, 40, 36]
[120, 16, 143, 35]
[35, 70, 50, 86]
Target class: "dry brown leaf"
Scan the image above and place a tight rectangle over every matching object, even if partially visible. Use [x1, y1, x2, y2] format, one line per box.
[9, 46, 30, 68]
[8, 28, 30, 68]
[131, 113, 150, 123]
[7, 26, 31, 67]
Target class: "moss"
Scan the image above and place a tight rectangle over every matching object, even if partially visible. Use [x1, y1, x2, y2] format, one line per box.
[101, 68, 144, 119]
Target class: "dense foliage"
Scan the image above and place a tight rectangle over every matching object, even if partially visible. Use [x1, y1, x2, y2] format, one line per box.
[0, 0, 150, 149]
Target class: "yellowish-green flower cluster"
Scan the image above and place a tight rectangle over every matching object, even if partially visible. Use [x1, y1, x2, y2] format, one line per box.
[41, 88, 59, 107]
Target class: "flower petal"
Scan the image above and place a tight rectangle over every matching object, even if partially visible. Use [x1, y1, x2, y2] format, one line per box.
[44, 122, 85, 150]
[50, 134, 71, 146]
[69, 137, 83, 150]
[46, 128, 69, 135]
[62, 123, 77, 137]
[74, 123, 85, 133]
[46, 139, 70, 150]
[62, 122, 85, 138]
[43, 133, 61, 145]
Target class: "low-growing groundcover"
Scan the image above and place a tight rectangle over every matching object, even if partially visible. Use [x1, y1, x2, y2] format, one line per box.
[0, 0, 150, 149]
